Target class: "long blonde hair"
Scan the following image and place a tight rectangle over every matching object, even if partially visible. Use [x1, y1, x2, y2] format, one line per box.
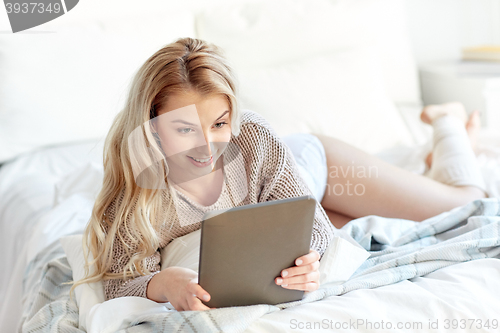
[70, 37, 240, 295]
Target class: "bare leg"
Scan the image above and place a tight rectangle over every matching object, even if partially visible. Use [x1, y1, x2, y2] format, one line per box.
[324, 208, 353, 229]
[315, 104, 486, 222]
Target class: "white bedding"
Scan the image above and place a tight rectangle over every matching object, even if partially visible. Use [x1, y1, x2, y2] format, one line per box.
[246, 258, 500, 332]
[1, 131, 500, 332]
[78, 249, 500, 332]
[0, 140, 104, 332]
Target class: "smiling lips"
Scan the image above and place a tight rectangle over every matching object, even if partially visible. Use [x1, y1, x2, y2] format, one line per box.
[188, 155, 212, 163]
[187, 155, 213, 167]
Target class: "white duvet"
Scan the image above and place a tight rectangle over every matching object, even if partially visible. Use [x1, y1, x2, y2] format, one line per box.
[80, 258, 500, 333]
[74, 232, 500, 333]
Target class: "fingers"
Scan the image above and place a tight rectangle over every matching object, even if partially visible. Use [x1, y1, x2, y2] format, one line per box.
[294, 249, 320, 266]
[172, 300, 188, 312]
[174, 292, 211, 311]
[274, 249, 321, 292]
[278, 260, 320, 279]
[275, 270, 320, 287]
[196, 286, 211, 303]
[186, 294, 211, 311]
[187, 280, 211, 303]
[276, 249, 320, 280]
[174, 295, 211, 312]
[184, 280, 211, 311]
[279, 281, 319, 292]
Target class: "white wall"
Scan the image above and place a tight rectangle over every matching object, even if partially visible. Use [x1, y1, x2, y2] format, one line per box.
[404, 0, 500, 64]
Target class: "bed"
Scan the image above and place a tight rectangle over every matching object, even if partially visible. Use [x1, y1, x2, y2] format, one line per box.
[1, 0, 500, 332]
[1, 132, 500, 332]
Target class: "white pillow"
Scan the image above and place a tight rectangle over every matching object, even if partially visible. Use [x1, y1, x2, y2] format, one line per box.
[0, 0, 195, 163]
[60, 234, 105, 332]
[26, 162, 104, 265]
[53, 162, 104, 207]
[197, 0, 417, 154]
[160, 229, 201, 273]
[236, 48, 414, 154]
[196, 0, 421, 106]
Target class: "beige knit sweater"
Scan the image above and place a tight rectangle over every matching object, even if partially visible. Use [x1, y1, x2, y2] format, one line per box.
[103, 109, 336, 301]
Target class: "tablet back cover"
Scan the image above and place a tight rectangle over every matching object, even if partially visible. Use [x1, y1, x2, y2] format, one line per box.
[198, 195, 316, 308]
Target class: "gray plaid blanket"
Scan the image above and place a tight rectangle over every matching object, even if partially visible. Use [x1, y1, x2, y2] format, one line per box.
[20, 198, 500, 332]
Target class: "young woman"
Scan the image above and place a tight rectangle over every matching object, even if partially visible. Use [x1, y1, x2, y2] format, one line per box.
[73, 37, 487, 312]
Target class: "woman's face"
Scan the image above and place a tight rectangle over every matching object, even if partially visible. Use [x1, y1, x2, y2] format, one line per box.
[153, 90, 232, 183]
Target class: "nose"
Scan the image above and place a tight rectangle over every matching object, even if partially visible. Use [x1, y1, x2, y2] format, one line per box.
[194, 129, 213, 157]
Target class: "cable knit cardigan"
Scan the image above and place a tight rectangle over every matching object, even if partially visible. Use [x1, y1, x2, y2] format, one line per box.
[103, 109, 336, 301]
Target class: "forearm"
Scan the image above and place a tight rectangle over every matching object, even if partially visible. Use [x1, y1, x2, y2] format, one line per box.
[104, 271, 161, 300]
[146, 271, 168, 302]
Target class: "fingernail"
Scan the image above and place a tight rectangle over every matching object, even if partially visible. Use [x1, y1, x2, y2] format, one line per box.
[203, 295, 209, 301]
[282, 270, 288, 277]
[282, 284, 288, 287]
[276, 278, 283, 284]
[296, 259, 303, 265]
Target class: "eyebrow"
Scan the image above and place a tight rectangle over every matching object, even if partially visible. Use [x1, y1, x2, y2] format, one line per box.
[215, 110, 230, 121]
[170, 110, 229, 126]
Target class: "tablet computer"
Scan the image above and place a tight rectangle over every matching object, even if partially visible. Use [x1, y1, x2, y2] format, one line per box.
[198, 195, 316, 308]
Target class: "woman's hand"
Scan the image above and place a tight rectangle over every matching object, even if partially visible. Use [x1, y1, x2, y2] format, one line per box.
[274, 249, 320, 292]
[146, 266, 213, 311]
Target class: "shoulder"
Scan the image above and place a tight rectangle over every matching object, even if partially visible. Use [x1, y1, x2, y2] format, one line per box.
[230, 109, 289, 165]
[237, 109, 280, 140]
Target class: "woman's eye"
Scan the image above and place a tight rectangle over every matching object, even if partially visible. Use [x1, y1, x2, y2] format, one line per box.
[177, 127, 193, 134]
[214, 121, 228, 129]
